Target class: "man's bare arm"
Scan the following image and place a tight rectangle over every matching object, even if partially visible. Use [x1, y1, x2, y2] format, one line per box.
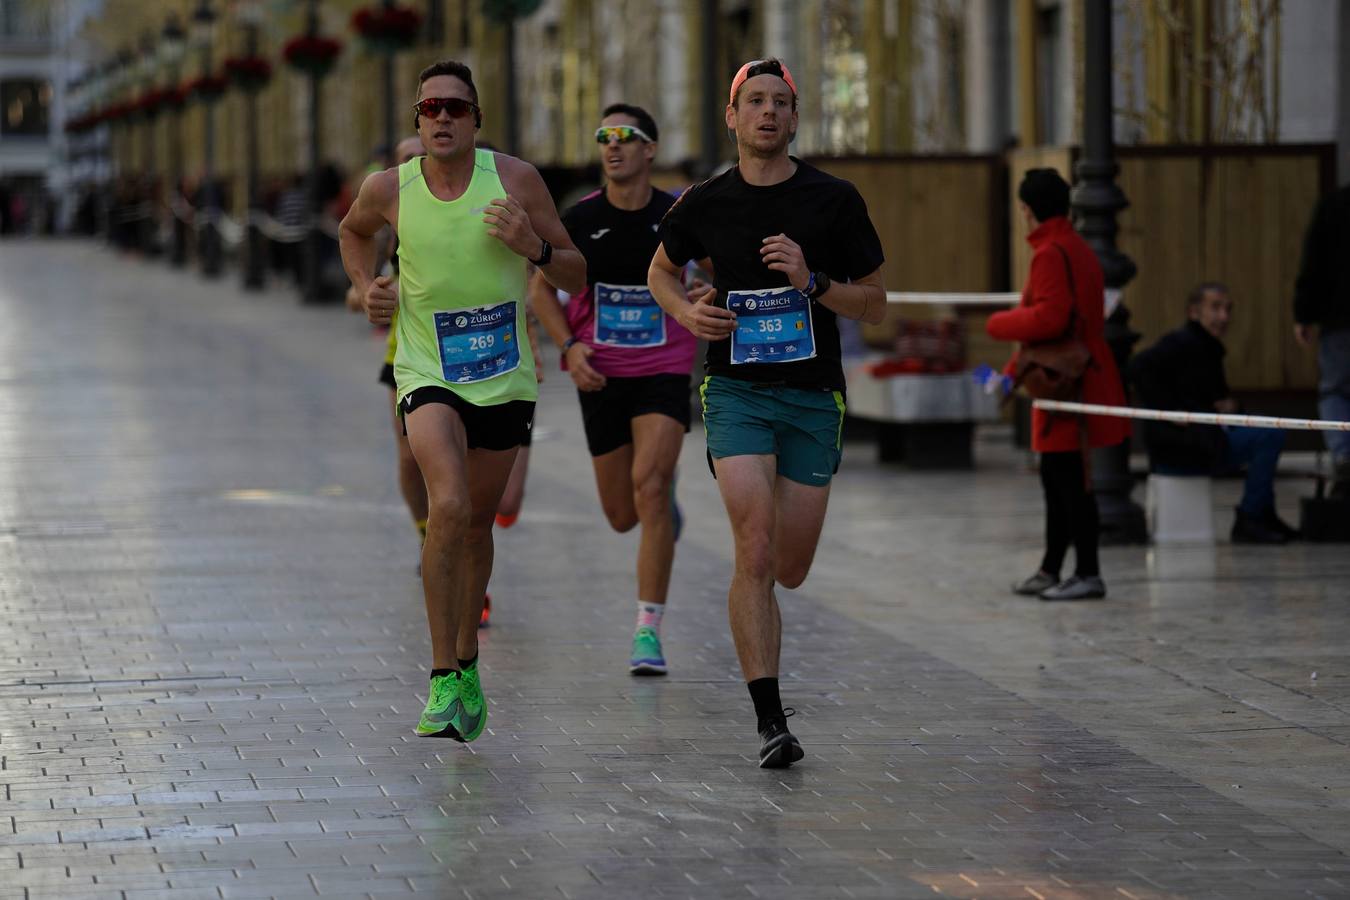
[649, 244, 736, 341]
[814, 267, 886, 325]
[339, 170, 398, 321]
[492, 155, 587, 295]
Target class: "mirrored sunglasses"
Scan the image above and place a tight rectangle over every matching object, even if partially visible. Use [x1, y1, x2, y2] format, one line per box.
[413, 97, 479, 119]
[595, 125, 653, 145]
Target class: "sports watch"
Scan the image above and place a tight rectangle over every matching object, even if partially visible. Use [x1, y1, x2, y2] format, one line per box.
[807, 271, 832, 300]
[529, 238, 553, 267]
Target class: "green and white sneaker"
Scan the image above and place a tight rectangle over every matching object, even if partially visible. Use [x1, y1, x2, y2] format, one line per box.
[629, 626, 667, 676]
[448, 660, 488, 743]
[415, 672, 461, 738]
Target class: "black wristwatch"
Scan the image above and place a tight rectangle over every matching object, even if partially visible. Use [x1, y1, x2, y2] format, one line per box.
[529, 238, 553, 267]
[808, 271, 831, 300]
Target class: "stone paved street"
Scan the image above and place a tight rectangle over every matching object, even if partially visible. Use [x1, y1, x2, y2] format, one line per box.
[2, 241, 1349, 899]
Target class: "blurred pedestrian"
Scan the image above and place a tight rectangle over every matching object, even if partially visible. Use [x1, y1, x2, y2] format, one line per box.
[1293, 183, 1350, 498]
[1130, 283, 1298, 543]
[987, 169, 1129, 601]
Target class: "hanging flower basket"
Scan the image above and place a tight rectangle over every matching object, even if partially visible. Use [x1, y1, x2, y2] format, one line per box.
[161, 85, 188, 111]
[187, 73, 229, 103]
[283, 34, 344, 78]
[224, 56, 274, 93]
[139, 88, 172, 119]
[64, 113, 93, 135]
[480, 0, 544, 26]
[351, 4, 422, 53]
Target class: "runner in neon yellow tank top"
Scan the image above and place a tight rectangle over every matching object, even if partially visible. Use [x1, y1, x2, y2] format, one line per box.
[339, 60, 586, 742]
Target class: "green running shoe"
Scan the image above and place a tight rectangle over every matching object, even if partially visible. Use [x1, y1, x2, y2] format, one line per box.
[448, 661, 488, 743]
[629, 626, 667, 676]
[415, 672, 461, 738]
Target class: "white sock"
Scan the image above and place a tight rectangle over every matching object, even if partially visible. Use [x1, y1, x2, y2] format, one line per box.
[636, 601, 664, 633]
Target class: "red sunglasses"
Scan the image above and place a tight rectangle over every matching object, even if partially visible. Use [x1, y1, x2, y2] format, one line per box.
[413, 97, 480, 120]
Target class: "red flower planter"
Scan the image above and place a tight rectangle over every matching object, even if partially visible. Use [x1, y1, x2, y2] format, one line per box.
[224, 56, 274, 93]
[351, 5, 422, 52]
[283, 34, 344, 78]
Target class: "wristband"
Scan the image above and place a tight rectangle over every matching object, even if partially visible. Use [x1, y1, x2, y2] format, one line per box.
[808, 271, 832, 300]
[561, 336, 578, 353]
[803, 272, 816, 297]
[529, 238, 553, 267]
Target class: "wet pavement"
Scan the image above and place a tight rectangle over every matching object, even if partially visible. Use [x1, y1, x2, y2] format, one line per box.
[1, 240, 1348, 899]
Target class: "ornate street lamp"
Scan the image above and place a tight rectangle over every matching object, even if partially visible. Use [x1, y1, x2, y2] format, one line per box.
[137, 30, 162, 255]
[1071, 2, 1145, 543]
[193, 0, 224, 277]
[235, 0, 267, 290]
[283, 0, 343, 303]
[161, 13, 189, 266]
[481, 0, 542, 156]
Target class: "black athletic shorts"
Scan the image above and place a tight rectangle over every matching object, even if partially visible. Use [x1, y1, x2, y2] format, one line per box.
[378, 362, 396, 390]
[577, 373, 692, 457]
[400, 386, 535, 451]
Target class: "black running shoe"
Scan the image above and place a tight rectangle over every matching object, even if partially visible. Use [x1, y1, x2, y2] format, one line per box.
[757, 708, 804, 769]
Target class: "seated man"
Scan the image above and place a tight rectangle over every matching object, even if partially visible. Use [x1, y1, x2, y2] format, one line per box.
[1128, 282, 1298, 544]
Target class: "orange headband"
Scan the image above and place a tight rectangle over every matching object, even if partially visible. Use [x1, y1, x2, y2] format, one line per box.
[729, 59, 798, 106]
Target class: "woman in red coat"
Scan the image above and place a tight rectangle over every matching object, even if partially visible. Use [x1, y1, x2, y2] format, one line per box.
[987, 169, 1129, 601]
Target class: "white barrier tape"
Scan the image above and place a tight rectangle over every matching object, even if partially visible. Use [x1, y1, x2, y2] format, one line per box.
[1033, 399, 1350, 433]
[887, 292, 1020, 306]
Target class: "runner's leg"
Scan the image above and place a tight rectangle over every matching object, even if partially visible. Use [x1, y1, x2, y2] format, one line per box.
[631, 413, 685, 604]
[714, 454, 781, 681]
[592, 445, 639, 532]
[772, 477, 831, 589]
[459, 447, 518, 659]
[404, 403, 471, 670]
[496, 445, 530, 522]
[392, 389, 429, 531]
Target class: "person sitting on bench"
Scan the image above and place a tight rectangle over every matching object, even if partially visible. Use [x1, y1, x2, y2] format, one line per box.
[1128, 282, 1299, 544]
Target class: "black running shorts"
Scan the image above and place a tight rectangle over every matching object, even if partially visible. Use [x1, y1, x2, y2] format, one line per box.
[400, 386, 535, 451]
[577, 373, 692, 457]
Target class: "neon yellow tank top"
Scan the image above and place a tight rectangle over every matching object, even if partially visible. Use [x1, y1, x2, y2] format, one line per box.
[393, 150, 536, 405]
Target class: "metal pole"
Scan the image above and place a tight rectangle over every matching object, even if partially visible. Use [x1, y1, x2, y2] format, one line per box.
[1071, 0, 1145, 544]
[504, 16, 519, 155]
[382, 0, 396, 163]
[169, 66, 187, 266]
[302, 0, 324, 303]
[699, 0, 719, 176]
[201, 38, 222, 277]
[243, 23, 265, 289]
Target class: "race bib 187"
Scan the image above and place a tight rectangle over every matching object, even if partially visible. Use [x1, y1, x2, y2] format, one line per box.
[593, 282, 667, 348]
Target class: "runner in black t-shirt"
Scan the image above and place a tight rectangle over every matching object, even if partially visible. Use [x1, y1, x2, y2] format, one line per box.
[649, 59, 886, 769]
[532, 104, 707, 677]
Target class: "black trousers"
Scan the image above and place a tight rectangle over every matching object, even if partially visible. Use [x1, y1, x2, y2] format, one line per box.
[1039, 450, 1100, 578]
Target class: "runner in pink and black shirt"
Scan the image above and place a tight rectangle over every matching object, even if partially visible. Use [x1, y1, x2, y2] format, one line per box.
[530, 103, 709, 679]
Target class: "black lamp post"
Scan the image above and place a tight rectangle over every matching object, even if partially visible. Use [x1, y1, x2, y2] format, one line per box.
[161, 13, 188, 266]
[301, 0, 325, 303]
[193, 0, 223, 277]
[381, 0, 397, 163]
[138, 30, 160, 255]
[1071, 1, 1146, 543]
[238, 0, 266, 290]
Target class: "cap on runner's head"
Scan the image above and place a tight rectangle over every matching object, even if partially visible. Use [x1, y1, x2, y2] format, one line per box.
[729, 58, 798, 106]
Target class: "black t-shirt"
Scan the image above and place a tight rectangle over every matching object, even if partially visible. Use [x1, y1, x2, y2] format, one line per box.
[561, 188, 675, 286]
[658, 159, 884, 391]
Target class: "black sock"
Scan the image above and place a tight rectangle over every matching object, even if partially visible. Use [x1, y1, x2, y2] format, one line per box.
[457, 653, 478, 671]
[748, 678, 783, 729]
[430, 668, 453, 679]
